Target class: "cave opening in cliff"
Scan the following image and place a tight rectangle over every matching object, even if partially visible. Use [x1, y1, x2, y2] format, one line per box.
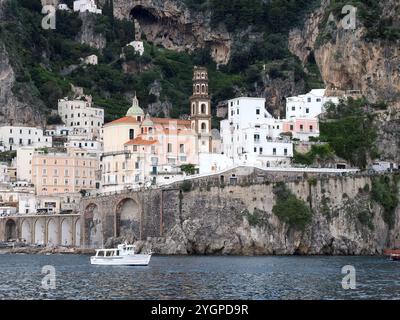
[130, 5, 159, 24]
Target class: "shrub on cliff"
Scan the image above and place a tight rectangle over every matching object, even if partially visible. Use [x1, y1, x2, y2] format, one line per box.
[371, 176, 399, 229]
[272, 182, 312, 230]
[180, 180, 193, 193]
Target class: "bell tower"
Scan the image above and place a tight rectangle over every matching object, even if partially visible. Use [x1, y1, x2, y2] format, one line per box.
[190, 66, 212, 153]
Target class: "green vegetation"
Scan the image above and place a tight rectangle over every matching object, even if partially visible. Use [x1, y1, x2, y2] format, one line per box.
[357, 210, 374, 231]
[272, 182, 312, 230]
[317, 0, 400, 46]
[245, 208, 268, 227]
[293, 144, 335, 166]
[180, 164, 197, 175]
[1, 0, 330, 126]
[319, 98, 378, 168]
[371, 176, 399, 229]
[0, 151, 17, 163]
[180, 180, 193, 193]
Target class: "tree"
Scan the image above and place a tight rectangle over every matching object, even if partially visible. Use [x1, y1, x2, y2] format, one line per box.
[180, 164, 197, 175]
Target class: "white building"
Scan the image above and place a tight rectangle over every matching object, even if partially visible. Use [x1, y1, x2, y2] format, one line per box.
[0, 126, 52, 152]
[16, 147, 35, 183]
[0, 163, 10, 183]
[286, 89, 339, 120]
[65, 139, 103, 154]
[82, 54, 98, 66]
[58, 3, 70, 11]
[127, 41, 144, 56]
[220, 97, 293, 167]
[58, 95, 104, 140]
[18, 193, 37, 215]
[73, 0, 102, 14]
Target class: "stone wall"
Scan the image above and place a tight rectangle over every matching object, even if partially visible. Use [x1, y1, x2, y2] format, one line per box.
[80, 170, 400, 255]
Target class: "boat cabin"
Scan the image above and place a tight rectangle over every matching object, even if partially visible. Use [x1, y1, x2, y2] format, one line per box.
[94, 244, 135, 257]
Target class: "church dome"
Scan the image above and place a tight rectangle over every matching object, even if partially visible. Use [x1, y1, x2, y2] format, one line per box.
[126, 94, 144, 118]
[142, 113, 153, 126]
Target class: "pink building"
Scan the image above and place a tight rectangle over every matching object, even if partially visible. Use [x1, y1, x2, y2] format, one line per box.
[32, 148, 100, 196]
[283, 118, 319, 140]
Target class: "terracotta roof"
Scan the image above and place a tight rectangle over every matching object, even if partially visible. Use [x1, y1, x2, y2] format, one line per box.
[124, 137, 158, 146]
[105, 116, 138, 126]
[151, 117, 191, 126]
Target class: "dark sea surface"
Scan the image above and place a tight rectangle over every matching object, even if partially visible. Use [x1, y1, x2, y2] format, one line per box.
[0, 254, 399, 300]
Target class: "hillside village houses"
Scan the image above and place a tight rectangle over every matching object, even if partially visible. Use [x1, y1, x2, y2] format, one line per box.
[0, 63, 349, 222]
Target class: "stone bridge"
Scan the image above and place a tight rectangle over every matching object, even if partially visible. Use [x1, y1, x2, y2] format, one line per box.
[79, 188, 174, 248]
[0, 214, 81, 247]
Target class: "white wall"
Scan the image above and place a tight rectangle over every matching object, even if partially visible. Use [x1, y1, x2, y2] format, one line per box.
[17, 147, 34, 183]
[286, 89, 339, 119]
[0, 126, 52, 151]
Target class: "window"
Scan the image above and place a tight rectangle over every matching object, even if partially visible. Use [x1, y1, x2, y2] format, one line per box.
[316, 98, 321, 102]
[284, 149, 288, 156]
[290, 125, 294, 131]
[310, 125, 313, 132]
[135, 162, 139, 169]
[292, 106, 295, 111]
[201, 104, 206, 114]
[307, 98, 311, 102]
[237, 109, 239, 115]
[180, 144, 185, 153]
[300, 125, 304, 131]
[129, 129, 134, 140]
[254, 134, 260, 142]
[201, 123, 207, 132]
[168, 143, 172, 153]
[306, 108, 309, 114]
[259, 148, 263, 154]
[273, 148, 276, 155]
[254, 147, 257, 153]
[256, 109, 260, 115]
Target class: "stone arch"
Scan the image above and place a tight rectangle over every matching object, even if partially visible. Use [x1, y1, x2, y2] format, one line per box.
[47, 219, 59, 246]
[5, 219, 16, 241]
[75, 218, 81, 247]
[115, 198, 140, 241]
[61, 218, 72, 246]
[84, 203, 102, 247]
[21, 220, 32, 243]
[34, 219, 45, 245]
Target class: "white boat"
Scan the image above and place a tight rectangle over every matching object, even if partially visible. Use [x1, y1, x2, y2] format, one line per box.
[90, 244, 152, 266]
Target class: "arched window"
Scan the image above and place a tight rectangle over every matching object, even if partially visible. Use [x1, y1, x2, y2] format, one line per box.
[201, 123, 207, 132]
[192, 103, 196, 115]
[201, 85, 206, 93]
[196, 85, 200, 93]
[201, 104, 207, 114]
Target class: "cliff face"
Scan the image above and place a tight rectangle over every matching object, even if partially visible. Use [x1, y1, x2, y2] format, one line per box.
[101, 0, 232, 65]
[131, 175, 400, 255]
[289, 0, 400, 104]
[0, 9, 44, 126]
[76, 12, 107, 49]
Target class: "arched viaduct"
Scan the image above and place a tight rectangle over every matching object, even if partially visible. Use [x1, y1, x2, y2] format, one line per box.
[0, 214, 81, 247]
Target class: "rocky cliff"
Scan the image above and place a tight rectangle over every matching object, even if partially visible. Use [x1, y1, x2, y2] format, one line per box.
[125, 173, 400, 255]
[0, 1, 45, 126]
[101, 0, 232, 65]
[289, 0, 400, 105]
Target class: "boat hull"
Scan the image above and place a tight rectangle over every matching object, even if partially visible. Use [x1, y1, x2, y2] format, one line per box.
[90, 254, 151, 266]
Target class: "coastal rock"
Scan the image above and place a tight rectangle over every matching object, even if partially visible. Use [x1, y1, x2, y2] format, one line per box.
[130, 175, 399, 255]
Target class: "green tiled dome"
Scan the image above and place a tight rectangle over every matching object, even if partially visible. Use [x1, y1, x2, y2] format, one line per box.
[126, 94, 144, 117]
